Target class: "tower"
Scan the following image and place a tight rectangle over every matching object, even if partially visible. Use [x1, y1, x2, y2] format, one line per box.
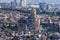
[31, 8, 43, 30]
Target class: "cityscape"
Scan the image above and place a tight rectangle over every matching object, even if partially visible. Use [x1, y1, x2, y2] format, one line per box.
[0, 0, 60, 40]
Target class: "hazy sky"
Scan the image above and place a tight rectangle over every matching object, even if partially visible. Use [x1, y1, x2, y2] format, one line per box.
[0, 0, 60, 4]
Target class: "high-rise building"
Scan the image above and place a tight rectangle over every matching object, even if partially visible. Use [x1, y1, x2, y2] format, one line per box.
[39, 3, 51, 11]
[20, 0, 22, 6]
[39, 3, 46, 11]
[20, 0, 26, 7]
[14, 0, 17, 6]
[10, 0, 17, 8]
[11, 2, 16, 8]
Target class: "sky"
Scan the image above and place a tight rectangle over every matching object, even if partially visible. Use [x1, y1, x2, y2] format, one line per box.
[0, 0, 60, 4]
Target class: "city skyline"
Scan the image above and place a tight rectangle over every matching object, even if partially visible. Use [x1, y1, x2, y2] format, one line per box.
[0, 0, 60, 4]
